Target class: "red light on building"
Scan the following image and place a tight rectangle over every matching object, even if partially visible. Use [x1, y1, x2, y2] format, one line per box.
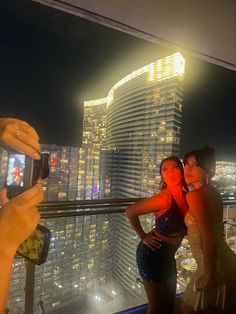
[50, 156, 58, 168]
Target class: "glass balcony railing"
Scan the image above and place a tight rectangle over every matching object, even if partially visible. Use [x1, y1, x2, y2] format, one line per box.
[6, 200, 236, 314]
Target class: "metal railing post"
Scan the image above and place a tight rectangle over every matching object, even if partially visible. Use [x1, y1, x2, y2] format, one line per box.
[25, 260, 35, 314]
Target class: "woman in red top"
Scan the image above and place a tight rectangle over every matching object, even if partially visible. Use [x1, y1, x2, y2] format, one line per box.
[126, 156, 188, 314]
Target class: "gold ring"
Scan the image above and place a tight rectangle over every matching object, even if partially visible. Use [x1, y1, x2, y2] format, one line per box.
[16, 129, 21, 137]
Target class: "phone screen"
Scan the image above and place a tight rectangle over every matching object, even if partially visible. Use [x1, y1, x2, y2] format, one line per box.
[7, 153, 26, 187]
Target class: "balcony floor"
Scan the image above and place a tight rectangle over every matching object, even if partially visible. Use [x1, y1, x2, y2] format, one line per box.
[114, 295, 182, 314]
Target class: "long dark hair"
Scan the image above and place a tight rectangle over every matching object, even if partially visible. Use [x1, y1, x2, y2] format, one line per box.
[183, 146, 216, 179]
[159, 156, 188, 191]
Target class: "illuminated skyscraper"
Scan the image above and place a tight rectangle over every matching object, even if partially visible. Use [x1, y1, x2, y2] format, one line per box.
[213, 161, 236, 202]
[78, 97, 107, 199]
[104, 52, 185, 198]
[82, 97, 107, 149]
[81, 52, 186, 298]
[101, 52, 186, 296]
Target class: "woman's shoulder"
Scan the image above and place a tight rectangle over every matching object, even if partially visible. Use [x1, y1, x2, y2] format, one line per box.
[147, 189, 172, 216]
[186, 185, 223, 221]
[186, 188, 205, 204]
[187, 184, 221, 201]
[156, 189, 172, 208]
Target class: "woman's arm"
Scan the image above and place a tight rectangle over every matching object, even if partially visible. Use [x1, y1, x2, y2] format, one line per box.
[0, 186, 43, 313]
[0, 117, 42, 313]
[186, 191, 217, 288]
[0, 255, 14, 314]
[126, 191, 170, 249]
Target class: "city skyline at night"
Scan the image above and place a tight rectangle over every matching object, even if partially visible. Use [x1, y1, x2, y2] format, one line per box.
[0, 2, 235, 313]
[0, 61, 235, 310]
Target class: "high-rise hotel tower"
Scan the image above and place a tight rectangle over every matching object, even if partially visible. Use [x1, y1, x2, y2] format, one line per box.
[103, 52, 185, 198]
[104, 52, 186, 297]
[81, 53, 185, 199]
[81, 52, 186, 299]
[78, 97, 107, 199]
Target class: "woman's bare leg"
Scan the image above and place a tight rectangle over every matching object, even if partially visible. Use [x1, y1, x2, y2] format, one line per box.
[143, 277, 176, 314]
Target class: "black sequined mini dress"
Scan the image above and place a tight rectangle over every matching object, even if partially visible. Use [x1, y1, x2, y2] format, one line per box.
[136, 196, 186, 283]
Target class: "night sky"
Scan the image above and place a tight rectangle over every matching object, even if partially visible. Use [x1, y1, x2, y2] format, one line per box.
[0, 0, 235, 161]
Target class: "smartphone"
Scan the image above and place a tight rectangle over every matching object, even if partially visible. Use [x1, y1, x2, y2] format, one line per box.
[17, 224, 51, 265]
[6, 150, 51, 265]
[6, 151, 49, 199]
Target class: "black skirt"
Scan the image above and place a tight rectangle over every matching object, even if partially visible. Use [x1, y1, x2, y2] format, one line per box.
[136, 241, 179, 283]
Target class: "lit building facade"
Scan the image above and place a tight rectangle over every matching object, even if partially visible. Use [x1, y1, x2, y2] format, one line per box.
[82, 97, 107, 149]
[101, 52, 186, 297]
[78, 98, 107, 199]
[102, 52, 185, 198]
[78, 52, 187, 300]
[213, 161, 236, 202]
[41, 144, 80, 201]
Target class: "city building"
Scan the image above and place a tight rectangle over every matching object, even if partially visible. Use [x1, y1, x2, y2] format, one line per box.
[41, 144, 80, 201]
[100, 52, 186, 297]
[104, 52, 185, 198]
[213, 161, 236, 202]
[77, 97, 107, 199]
[77, 52, 187, 300]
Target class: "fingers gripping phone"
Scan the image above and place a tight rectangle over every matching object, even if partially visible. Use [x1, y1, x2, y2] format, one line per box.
[6, 151, 49, 199]
[6, 151, 51, 265]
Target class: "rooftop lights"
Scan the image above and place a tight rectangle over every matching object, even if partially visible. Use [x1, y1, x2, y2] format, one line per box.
[107, 52, 185, 105]
[84, 52, 185, 108]
[84, 97, 108, 107]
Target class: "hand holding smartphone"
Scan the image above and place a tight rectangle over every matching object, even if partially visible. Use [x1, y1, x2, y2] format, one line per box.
[6, 151, 49, 199]
[5, 151, 51, 265]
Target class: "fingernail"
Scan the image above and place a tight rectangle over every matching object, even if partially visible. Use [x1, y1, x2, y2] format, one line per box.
[33, 152, 41, 160]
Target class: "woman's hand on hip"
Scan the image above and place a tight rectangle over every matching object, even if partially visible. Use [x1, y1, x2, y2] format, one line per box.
[142, 230, 162, 250]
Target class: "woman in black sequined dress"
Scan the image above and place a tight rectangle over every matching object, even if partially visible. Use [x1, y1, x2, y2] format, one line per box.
[126, 157, 188, 314]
